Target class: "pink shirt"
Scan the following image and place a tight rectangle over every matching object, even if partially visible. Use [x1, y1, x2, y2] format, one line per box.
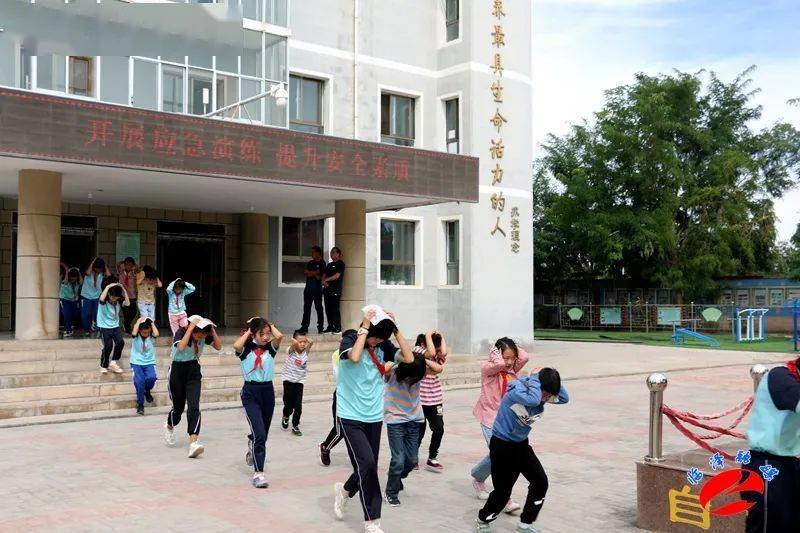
[472, 347, 530, 428]
[118, 266, 138, 299]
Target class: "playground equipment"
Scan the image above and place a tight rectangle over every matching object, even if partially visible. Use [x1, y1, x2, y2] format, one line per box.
[672, 327, 721, 348]
[791, 298, 800, 352]
[734, 308, 768, 343]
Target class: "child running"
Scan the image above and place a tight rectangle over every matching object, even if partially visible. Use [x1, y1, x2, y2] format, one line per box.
[319, 347, 344, 466]
[97, 282, 130, 374]
[333, 307, 414, 533]
[471, 338, 530, 512]
[164, 315, 221, 459]
[81, 257, 108, 336]
[384, 353, 427, 506]
[416, 329, 448, 472]
[130, 317, 159, 415]
[281, 330, 312, 436]
[234, 317, 283, 488]
[59, 264, 82, 338]
[166, 278, 195, 336]
[136, 265, 162, 321]
[475, 368, 569, 533]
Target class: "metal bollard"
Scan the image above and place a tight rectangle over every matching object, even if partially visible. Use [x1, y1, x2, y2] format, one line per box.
[750, 364, 768, 393]
[645, 373, 668, 463]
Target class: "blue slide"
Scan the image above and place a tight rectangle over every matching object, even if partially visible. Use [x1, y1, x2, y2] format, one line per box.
[672, 328, 721, 348]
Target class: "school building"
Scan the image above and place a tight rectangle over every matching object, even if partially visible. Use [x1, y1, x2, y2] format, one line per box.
[0, 0, 533, 353]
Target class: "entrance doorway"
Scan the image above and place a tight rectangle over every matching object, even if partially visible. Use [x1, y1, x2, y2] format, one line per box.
[156, 222, 225, 329]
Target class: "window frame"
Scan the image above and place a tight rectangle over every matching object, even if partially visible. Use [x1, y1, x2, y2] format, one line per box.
[376, 214, 424, 290]
[278, 216, 329, 288]
[445, 0, 460, 43]
[289, 73, 325, 134]
[439, 91, 462, 154]
[438, 215, 463, 288]
[439, 0, 463, 47]
[378, 86, 422, 148]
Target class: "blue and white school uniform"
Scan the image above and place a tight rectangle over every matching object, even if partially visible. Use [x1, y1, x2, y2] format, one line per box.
[97, 298, 124, 369]
[237, 339, 279, 473]
[166, 328, 211, 436]
[59, 281, 80, 334]
[130, 334, 158, 409]
[80, 272, 104, 332]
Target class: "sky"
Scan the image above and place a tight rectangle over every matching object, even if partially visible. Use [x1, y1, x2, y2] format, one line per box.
[532, 0, 800, 242]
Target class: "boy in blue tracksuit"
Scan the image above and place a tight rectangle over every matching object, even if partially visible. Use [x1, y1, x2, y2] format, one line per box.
[475, 369, 569, 533]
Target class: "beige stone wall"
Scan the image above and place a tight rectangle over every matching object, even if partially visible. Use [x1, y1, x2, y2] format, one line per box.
[0, 197, 241, 330]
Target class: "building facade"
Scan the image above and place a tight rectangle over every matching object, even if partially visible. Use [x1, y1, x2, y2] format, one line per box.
[0, 0, 533, 353]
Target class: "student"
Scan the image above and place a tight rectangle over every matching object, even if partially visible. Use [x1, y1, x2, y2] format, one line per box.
[471, 338, 530, 512]
[80, 257, 108, 335]
[322, 247, 345, 334]
[333, 308, 414, 533]
[130, 317, 159, 415]
[319, 348, 344, 466]
[384, 354, 427, 506]
[117, 257, 139, 333]
[166, 277, 195, 336]
[282, 330, 313, 435]
[299, 246, 326, 335]
[416, 329, 448, 472]
[136, 265, 162, 321]
[163, 315, 221, 459]
[59, 264, 82, 338]
[97, 282, 130, 374]
[234, 317, 283, 488]
[743, 357, 800, 532]
[475, 369, 569, 533]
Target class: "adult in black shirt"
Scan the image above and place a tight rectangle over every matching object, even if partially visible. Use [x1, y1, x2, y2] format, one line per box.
[299, 246, 326, 334]
[323, 246, 346, 334]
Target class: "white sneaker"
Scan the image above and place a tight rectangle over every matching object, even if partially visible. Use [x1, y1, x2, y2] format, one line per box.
[163, 423, 176, 447]
[100, 367, 108, 374]
[252, 472, 269, 489]
[333, 482, 348, 520]
[504, 499, 522, 514]
[364, 521, 384, 533]
[474, 519, 492, 532]
[188, 441, 205, 458]
[109, 361, 123, 374]
[516, 522, 540, 533]
[473, 478, 491, 500]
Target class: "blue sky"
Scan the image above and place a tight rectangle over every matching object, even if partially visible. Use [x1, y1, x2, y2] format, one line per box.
[533, 0, 800, 241]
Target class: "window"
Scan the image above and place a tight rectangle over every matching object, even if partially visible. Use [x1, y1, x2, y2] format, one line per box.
[189, 69, 213, 115]
[769, 288, 785, 307]
[445, 0, 459, 42]
[162, 65, 184, 113]
[68, 57, 94, 96]
[445, 98, 459, 154]
[37, 54, 67, 93]
[754, 289, 767, 308]
[132, 59, 158, 110]
[443, 219, 460, 285]
[736, 290, 750, 308]
[381, 93, 415, 146]
[290, 75, 324, 134]
[380, 219, 417, 286]
[216, 74, 240, 118]
[19, 48, 33, 89]
[281, 217, 325, 284]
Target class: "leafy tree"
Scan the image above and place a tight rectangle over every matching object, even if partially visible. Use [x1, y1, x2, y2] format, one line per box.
[787, 225, 800, 281]
[534, 68, 800, 300]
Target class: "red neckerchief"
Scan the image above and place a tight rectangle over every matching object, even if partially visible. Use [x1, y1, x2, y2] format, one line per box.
[499, 370, 512, 397]
[367, 347, 386, 376]
[787, 359, 800, 382]
[193, 341, 199, 357]
[247, 346, 266, 375]
[112, 302, 118, 320]
[92, 272, 98, 288]
[141, 336, 147, 352]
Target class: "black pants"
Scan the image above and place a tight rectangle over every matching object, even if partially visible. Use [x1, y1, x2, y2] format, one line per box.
[419, 404, 445, 460]
[281, 381, 304, 428]
[324, 290, 341, 331]
[341, 418, 383, 522]
[99, 327, 124, 368]
[122, 299, 137, 333]
[301, 289, 324, 332]
[744, 450, 800, 532]
[479, 437, 548, 525]
[167, 360, 203, 436]
[322, 391, 343, 451]
[241, 381, 275, 473]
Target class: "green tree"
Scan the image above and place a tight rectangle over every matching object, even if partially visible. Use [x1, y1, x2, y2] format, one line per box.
[534, 68, 800, 300]
[787, 225, 800, 281]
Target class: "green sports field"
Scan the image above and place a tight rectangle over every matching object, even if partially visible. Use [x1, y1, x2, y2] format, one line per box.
[534, 329, 798, 353]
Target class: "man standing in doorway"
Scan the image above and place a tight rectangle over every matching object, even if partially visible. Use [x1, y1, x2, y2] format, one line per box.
[323, 247, 345, 334]
[299, 246, 326, 335]
[118, 257, 139, 334]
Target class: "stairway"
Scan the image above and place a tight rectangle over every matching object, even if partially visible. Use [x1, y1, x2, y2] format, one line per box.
[0, 334, 482, 420]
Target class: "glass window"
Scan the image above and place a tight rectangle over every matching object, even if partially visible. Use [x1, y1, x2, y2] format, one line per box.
[216, 73, 239, 118]
[162, 65, 185, 113]
[265, 0, 288, 26]
[100, 56, 129, 105]
[444, 220, 460, 285]
[445, 98, 459, 154]
[736, 290, 750, 308]
[132, 58, 158, 110]
[188, 68, 213, 115]
[241, 0, 262, 21]
[290, 75, 323, 134]
[265, 35, 287, 82]
[242, 31, 263, 77]
[37, 54, 67, 93]
[281, 217, 325, 284]
[265, 81, 286, 127]
[445, 0, 459, 42]
[241, 78, 263, 123]
[69, 57, 94, 96]
[0, 37, 17, 87]
[754, 289, 767, 308]
[381, 93, 415, 147]
[769, 288, 785, 307]
[21, 48, 33, 89]
[380, 219, 417, 286]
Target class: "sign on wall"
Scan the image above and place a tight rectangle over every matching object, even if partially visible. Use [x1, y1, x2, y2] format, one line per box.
[600, 307, 622, 325]
[658, 307, 682, 326]
[0, 89, 478, 203]
[115, 232, 141, 264]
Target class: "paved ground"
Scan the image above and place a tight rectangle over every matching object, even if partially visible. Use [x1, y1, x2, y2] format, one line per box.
[0, 341, 790, 532]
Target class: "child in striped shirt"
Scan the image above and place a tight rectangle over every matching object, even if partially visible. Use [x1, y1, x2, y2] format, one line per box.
[281, 330, 313, 436]
[416, 329, 448, 472]
[383, 354, 428, 506]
